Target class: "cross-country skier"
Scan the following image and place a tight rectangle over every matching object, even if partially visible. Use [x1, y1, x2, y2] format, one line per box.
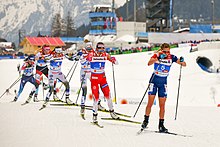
[141, 43, 186, 132]
[86, 42, 119, 123]
[79, 42, 106, 117]
[66, 42, 105, 118]
[41, 47, 73, 108]
[34, 45, 58, 102]
[13, 55, 39, 103]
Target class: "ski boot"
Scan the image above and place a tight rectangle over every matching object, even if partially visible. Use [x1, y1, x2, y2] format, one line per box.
[159, 119, 168, 133]
[43, 83, 49, 90]
[98, 103, 105, 111]
[65, 94, 73, 104]
[43, 98, 49, 107]
[80, 105, 85, 119]
[93, 113, 98, 123]
[12, 96, 18, 102]
[33, 94, 39, 102]
[25, 95, 33, 103]
[141, 115, 149, 129]
[109, 109, 119, 119]
[97, 99, 105, 111]
[53, 94, 60, 102]
[80, 105, 85, 115]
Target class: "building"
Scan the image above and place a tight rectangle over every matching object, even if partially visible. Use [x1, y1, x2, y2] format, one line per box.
[60, 37, 84, 49]
[89, 4, 117, 35]
[20, 37, 65, 54]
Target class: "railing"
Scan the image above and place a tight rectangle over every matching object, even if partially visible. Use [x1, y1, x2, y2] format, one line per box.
[89, 29, 116, 35]
[136, 32, 148, 37]
[91, 21, 116, 27]
[89, 12, 116, 18]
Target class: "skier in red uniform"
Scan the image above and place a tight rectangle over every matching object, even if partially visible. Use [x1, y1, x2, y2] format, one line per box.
[86, 42, 119, 123]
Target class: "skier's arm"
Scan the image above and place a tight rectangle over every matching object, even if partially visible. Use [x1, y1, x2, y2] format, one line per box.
[107, 54, 118, 65]
[19, 63, 28, 75]
[176, 56, 186, 67]
[148, 54, 159, 66]
[65, 52, 81, 61]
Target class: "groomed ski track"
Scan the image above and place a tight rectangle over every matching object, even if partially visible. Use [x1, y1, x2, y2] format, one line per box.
[0, 46, 220, 147]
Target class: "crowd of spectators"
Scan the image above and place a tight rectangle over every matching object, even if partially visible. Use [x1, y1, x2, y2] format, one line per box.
[108, 38, 220, 55]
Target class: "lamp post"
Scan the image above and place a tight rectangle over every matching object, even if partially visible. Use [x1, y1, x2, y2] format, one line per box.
[134, 0, 136, 22]
[211, 0, 214, 30]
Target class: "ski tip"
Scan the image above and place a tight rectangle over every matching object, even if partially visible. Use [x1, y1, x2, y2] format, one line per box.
[39, 106, 46, 111]
[81, 114, 86, 120]
[21, 102, 28, 106]
[91, 122, 104, 128]
[137, 129, 144, 135]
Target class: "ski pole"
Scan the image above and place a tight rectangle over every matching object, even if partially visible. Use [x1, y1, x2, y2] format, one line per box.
[8, 65, 48, 100]
[112, 63, 117, 104]
[175, 65, 182, 120]
[133, 74, 156, 118]
[75, 73, 87, 104]
[0, 76, 21, 99]
[60, 61, 79, 100]
[9, 76, 22, 89]
[58, 61, 76, 90]
[133, 61, 161, 118]
[42, 76, 44, 100]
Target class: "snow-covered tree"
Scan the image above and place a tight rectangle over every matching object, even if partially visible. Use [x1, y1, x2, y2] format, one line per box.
[65, 11, 76, 37]
[51, 13, 62, 37]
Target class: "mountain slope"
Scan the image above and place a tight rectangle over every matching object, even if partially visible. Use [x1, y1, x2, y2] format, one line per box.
[0, 0, 112, 43]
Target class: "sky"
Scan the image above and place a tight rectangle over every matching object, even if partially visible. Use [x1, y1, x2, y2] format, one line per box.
[0, 44, 220, 147]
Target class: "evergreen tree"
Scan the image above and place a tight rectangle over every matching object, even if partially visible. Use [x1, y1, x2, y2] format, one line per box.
[65, 11, 76, 37]
[51, 13, 62, 37]
[37, 31, 42, 37]
[76, 24, 90, 37]
[60, 18, 67, 37]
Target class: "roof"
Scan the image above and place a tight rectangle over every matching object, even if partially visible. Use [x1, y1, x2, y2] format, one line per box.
[93, 4, 111, 8]
[173, 28, 190, 33]
[20, 37, 65, 46]
[0, 42, 12, 48]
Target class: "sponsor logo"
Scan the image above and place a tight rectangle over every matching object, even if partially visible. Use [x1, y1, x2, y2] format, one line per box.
[93, 57, 105, 60]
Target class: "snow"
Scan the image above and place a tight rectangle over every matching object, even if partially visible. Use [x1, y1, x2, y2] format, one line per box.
[115, 34, 137, 43]
[0, 46, 220, 147]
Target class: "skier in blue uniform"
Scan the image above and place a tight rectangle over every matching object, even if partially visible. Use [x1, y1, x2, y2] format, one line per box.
[141, 43, 186, 132]
[13, 55, 39, 103]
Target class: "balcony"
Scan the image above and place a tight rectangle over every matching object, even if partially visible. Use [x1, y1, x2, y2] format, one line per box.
[89, 12, 116, 18]
[89, 29, 116, 35]
[91, 21, 116, 27]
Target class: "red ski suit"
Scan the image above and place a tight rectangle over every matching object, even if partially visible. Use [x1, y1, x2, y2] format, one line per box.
[86, 51, 116, 101]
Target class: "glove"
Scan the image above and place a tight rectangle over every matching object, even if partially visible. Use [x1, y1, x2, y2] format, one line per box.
[77, 51, 83, 56]
[86, 54, 92, 61]
[74, 56, 80, 61]
[158, 53, 167, 60]
[180, 56, 184, 62]
[111, 57, 116, 64]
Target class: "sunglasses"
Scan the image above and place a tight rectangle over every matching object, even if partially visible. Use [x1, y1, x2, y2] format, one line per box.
[86, 47, 92, 50]
[163, 50, 170, 53]
[97, 49, 105, 52]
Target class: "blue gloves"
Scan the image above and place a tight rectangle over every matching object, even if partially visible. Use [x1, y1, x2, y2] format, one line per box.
[180, 56, 184, 62]
[77, 51, 83, 56]
[158, 53, 167, 60]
